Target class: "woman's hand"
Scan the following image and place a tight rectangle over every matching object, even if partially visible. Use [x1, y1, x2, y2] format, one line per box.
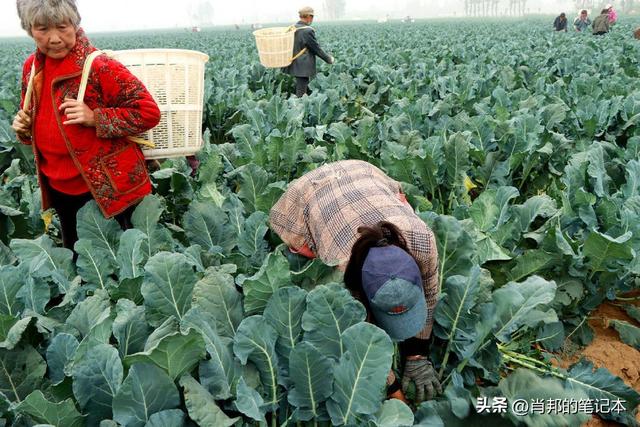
[60, 98, 95, 127]
[402, 355, 442, 402]
[12, 110, 32, 139]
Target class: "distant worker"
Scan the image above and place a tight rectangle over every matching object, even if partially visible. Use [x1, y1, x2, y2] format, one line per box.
[634, 27, 640, 39]
[573, 9, 591, 32]
[283, 6, 334, 97]
[553, 12, 568, 32]
[593, 8, 611, 35]
[606, 3, 618, 24]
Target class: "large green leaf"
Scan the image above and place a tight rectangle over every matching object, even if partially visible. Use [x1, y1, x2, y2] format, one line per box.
[624, 305, 640, 323]
[374, 399, 414, 427]
[288, 341, 334, 421]
[0, 266, 25, 316]
[583, 230, 634, 274]
[72, 316, 114, 370]
[235, 376, 267, 423]
[492, 276, 557, 342]
[16, 276, 49, 315]
[421, 213, 475, 290]
[131, 195, 173, 259]
[443, 132, 471, 189]
[112, 363, 181, 427]
[0, 345, 46, 403]
[125, 317, 205, 380]
[66, 291, 111, 337]
[46, 333, 79, 385]
[622, 159, 640, 199]
[144, 410, 186, 427]
[183, 201, 234, 253]
[10, 235, 74, 279]
[180, 375, 239, 427]
[76, 201, 122, 267]
[240, 251, 291, 315]
[610, 320, 640, 350]
[505, 249, 556, 282]
[117, 229, 148, 280]
[75, 239, 113, 290]
[434, 267, 490, 374]
[228, 163, 284, 213]
[511, 195, 558, 235]
[15, 390, 84, 427]
[302, 283, 366, 361]
[72, 344, 123, 424]
[565, 359, 640, 425]
[468, 186, 519, 233]
[264, 286, 307, 377]
[233, 315, 280, 407]
[191, 268, 243, 338]
[499, 369, 590, 427]
[586, 144, 611, 197]
[112, 299, 150, 358]
[142, 252, 197, 326]
[326, 323, 393, 426]
[237, 211, 269, 266]
[0, 315, 32, 350]
[181, 308, 239, 400]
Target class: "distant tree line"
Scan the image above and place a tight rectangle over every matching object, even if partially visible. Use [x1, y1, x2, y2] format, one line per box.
[463, 0, 527, 16]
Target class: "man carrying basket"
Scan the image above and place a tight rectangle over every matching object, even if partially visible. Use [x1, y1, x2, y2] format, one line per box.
[283, 6, 335, 97]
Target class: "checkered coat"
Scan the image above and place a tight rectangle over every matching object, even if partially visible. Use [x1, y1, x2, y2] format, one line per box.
[269, 160, 439, 339]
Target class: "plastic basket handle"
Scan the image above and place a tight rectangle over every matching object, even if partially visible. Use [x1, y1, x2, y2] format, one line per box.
[77, 50, 113, 103]
[77, 50, 155, 149]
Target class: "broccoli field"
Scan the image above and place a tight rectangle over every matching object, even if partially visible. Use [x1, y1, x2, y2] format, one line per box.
[0, 17, 640, 427]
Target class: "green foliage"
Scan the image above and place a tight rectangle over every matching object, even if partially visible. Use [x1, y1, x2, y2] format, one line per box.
[0, 17, 639, 426]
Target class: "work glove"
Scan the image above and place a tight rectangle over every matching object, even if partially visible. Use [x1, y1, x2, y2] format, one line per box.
[330, 55, 335, 64]
[401, 356, 442, 402]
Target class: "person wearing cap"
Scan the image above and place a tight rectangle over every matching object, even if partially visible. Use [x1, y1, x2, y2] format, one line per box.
[269, 160, 441, 402]
[573, 9, 591, 32]
[282, 6, 334, 97]
[593, 8, 611, 35]
[553, 12, 568, 32]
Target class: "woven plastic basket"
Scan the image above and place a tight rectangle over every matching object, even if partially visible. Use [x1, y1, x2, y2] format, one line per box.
[253, 27, 296, 68]
[110, 49, 209, 159]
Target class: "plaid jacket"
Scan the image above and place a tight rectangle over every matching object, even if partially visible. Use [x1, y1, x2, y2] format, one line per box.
[269, 160, 439, 339]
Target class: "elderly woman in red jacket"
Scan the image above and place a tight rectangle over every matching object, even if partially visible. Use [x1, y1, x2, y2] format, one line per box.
[11, 0, 160, 250]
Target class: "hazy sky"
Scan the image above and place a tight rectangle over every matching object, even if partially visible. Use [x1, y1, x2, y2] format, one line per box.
[0, 0, 576, 38]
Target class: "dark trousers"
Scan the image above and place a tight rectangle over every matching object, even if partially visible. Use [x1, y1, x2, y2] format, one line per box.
[49, 188, 135, 250]
[295, 77, 311, 97]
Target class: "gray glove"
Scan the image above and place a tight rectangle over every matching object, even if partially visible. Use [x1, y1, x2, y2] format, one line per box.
[401, 357, 442, 402]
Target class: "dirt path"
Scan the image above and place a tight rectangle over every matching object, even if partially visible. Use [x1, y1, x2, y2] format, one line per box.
[552, 292, 640, 426]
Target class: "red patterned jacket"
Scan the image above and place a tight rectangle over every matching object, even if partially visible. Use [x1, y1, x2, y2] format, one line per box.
[19, 29, 160, 218]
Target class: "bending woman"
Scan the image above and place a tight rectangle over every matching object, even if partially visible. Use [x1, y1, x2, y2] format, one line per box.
[270, 159, 441, 402]
[12, 0, 160, 249]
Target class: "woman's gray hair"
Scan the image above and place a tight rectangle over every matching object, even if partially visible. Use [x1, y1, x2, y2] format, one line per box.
[16, 0, 81, 36]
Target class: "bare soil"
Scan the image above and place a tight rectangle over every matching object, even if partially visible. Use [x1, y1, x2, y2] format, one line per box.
[551, 291, 640, 426]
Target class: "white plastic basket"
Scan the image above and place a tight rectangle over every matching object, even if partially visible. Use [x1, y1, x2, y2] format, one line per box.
[110, 49, 209, 159]
[253, 27, 296, 68]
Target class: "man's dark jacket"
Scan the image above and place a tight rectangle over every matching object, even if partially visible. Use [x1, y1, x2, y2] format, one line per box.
[283, 21, 332, 78]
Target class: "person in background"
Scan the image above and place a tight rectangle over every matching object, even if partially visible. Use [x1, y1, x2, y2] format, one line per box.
[606, 3, 618, 24]
[269, 160, 442, 403]
[634, 27, 640, 39]
[574, 9, 592, 32]
[553, 12, 568, 31]
[282, 6, 334, 97]
[11, 0, 160, 250]
[593, 8, 611, 34]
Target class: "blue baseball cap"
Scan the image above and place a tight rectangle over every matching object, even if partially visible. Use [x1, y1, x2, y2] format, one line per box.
[361, 246, 427, 342]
